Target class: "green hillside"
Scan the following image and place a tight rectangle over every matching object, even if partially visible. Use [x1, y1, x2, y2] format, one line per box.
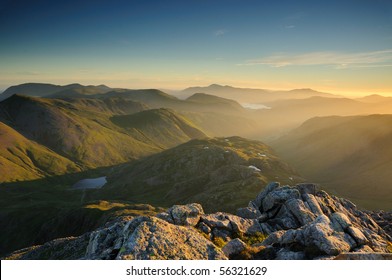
[0, 95, 159, 168]
[111, 108, 207, 149]
[97, 136, 303, 213]
[0, 83, 111, 101]
[0, 122, 80, 182]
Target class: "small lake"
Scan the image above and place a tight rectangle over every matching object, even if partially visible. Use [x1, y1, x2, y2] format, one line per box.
[241, 103, 271, 110]
[72, 176, 107, 190]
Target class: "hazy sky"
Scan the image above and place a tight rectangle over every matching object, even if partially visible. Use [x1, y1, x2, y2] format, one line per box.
[1, 0, 391, 96]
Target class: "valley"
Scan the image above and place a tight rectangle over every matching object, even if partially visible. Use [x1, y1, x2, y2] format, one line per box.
[0, 82, 391, 259]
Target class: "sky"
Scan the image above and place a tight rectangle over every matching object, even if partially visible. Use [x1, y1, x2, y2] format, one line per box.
[0, 0, 391, 96]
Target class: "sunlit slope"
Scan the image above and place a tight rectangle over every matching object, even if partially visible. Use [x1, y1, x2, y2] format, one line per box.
[272, 115, 392, 210]
[111, 108, 207, 149]
[0, 95, 159, 168]
[98, 137, 302, 213]
[0, 94, 209, 182]
[0, 122, 80, 182]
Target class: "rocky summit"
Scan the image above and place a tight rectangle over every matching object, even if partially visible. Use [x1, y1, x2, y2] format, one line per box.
[4, 182, 392, 260]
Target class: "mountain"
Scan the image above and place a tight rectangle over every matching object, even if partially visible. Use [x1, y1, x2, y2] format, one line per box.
[4, 182, 391, 260]
[101, 89, 257, 137]
[186, 92, 245, 113]
[0, 95, 159, 169]
[46, 85, 112, 99]
[110, 108, 207, 149]
[0, 83, 112, 101]
[356, 94, 392, 103]
[250, 96, 392, 140]
[180, 84, 338, 103]
[0, 94, 207, 181]
[96, 137, 302, 213]
[103, 89, 180, 107]
[271, 114, 392, 210]
[0, 122, 80, 182]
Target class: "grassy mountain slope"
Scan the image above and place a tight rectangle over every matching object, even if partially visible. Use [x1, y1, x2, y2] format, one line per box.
[186, 92, 245, 113]
[0, 122, 80, 182]
[111, 108, 207, 149]
[0, 95, 159, 168]
[271, 114, 392, 210]
[0, 83, 111, 101]
[97, 137, 302, 213]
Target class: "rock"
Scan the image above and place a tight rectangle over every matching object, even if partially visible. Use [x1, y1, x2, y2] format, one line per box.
[222, 238, 247, 257]
[155, 212, 174, 224]
[87, 216, 227, 260]
[212, 228, 231, 241]
[368, 210, 392, 238]
[237, 207, 262, 219]
[354, 245, 374, 253]
[262, 186, 301, 212]
[347, 226, 368, 245]
[253, 182, 280, 208]
[201, 213, 232, 231]
[271, 205, 300, 229]
[285, 198, 316, 226]
[201, 212, 261, 236]
[296, 183, 317, 195]
[4, 234, 90, 260]
[226, 214, 262, 236]
[167, 203, 204, 226]
[197, 222, 211, 234]
[334, 253, 392, 260]
[261, 230, 285, 246]
[86, 221, 126, 259]
[330, 212, 352, 231]
[276, 248, 305, 260]
[303, 194, 323, 216]
[252, 245, 277, 260]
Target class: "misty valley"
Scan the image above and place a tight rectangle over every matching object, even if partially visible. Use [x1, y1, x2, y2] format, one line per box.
[0, 82, 391, 260]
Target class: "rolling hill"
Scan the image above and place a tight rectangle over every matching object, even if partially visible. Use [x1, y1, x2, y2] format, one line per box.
[0, 94, 207, 182]
[111, 108, 207, 149]
[180, 84, 338, 103]
[0, 83, 112, 101]
[0, 122, 80, 182]
[271, 114, 392, 210]
[96, 136, 303, 213]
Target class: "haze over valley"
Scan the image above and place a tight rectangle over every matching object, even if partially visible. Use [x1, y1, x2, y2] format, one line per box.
[1, 0, 391, 261]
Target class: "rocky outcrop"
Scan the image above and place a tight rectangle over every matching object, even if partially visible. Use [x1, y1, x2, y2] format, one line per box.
[367, 210, 392, 238]
[3, 234, 91, 260]
[334, 253, 392, 260]
[250, 182, 391, 259]
[85, 216, 226, 260]
[4, 182, 391, 260]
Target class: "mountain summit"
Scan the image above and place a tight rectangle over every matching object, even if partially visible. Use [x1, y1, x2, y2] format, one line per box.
[5, 182, 391, 260]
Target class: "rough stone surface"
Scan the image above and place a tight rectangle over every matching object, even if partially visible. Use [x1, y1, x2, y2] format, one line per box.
[222, 238, 247, 257]
[276, 248, 306, 260]
[255, 182, 391, 259]
[4, 234, 90, 260]
[368, 210, 392, 238]
[237, 207, 262, 219]
[334, 253, 392, 260]
[4, 182, 391, 260]
[86, 216, 226, 260]
[166, 203, 204, 226]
